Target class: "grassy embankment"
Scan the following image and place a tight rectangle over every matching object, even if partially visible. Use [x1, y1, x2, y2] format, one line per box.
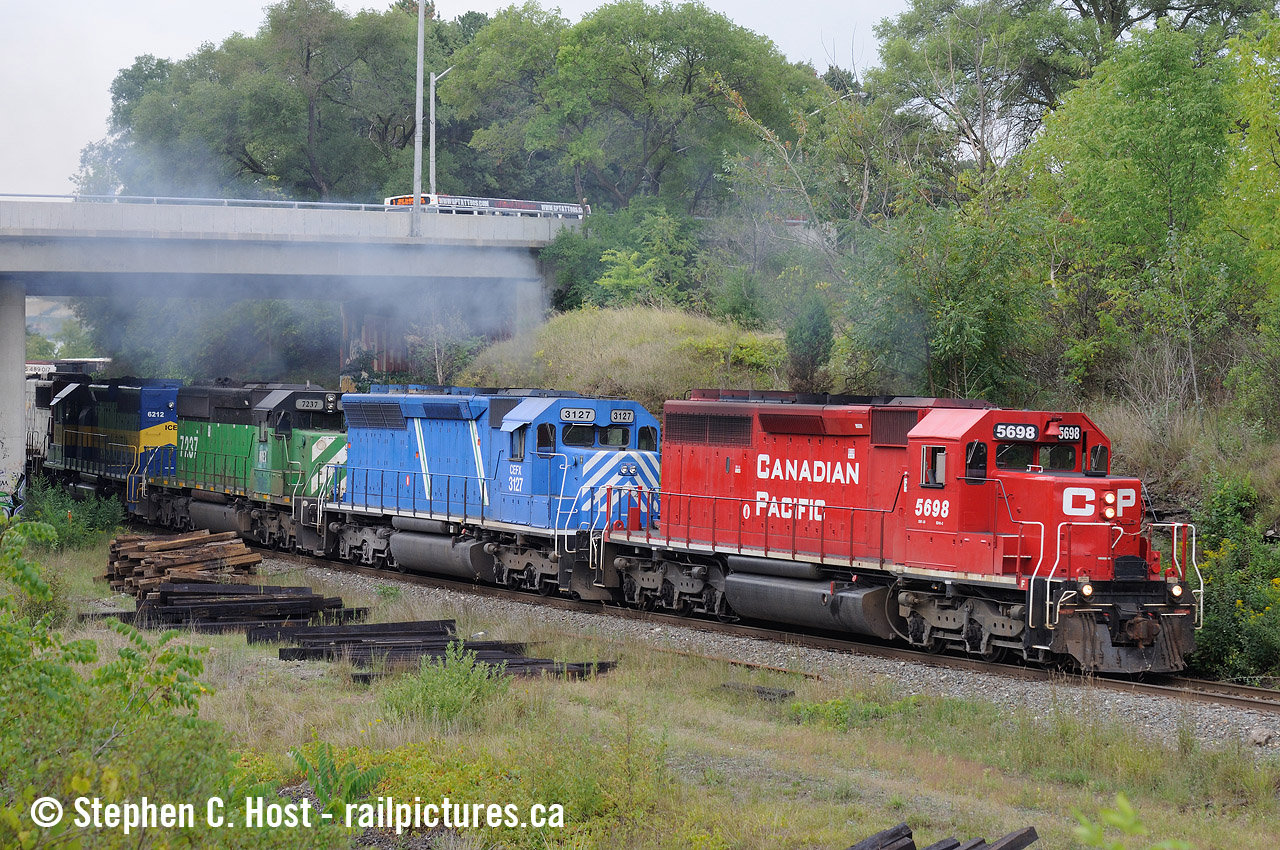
[40, 542, 1280, 850]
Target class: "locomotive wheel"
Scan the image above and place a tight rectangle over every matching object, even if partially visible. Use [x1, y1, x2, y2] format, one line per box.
[980, 645, 1008, 664]
[537, 579, 554, 597]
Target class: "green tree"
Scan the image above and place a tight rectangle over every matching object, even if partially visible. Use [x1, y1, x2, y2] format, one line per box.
[850, 184, 1052, 401]
[871, 0, 1097, 183]
[71, 297, 339, 383]
[25, 329, 56, 361]
[1027, 20, 1248, 403]
[1063, 0, 1268, 42]
[79, 1, 437, 201]
[447, 0, 819, 210]
[786, 293, 834, 392]
[54, 318, 98, 358]
[1227, 14, 1280, 286]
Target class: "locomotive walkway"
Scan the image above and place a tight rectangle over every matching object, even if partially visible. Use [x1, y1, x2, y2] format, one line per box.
[0, 193, 578, 493]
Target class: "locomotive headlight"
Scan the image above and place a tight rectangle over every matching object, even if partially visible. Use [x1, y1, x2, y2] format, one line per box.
[1103, 506, 1117, 520]
[1104, 492, 1117, 505]
[1170, 583, 1184, 599]
[1080, 582, 1094, 597]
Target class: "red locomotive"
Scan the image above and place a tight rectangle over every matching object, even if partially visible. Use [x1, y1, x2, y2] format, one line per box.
[607, 391, 1199, 674]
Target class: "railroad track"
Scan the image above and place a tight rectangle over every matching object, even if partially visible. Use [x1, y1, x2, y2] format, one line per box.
[257, 547, 1280, 716]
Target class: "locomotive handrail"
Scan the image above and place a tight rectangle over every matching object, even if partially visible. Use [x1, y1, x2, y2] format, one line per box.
[1030, 520, 1122, 631]
[1149, 521, 1205, 629]
[326, 464, 495, 528]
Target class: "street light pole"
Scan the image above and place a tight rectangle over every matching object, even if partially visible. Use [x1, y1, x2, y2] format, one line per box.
[429, 65, 453, 196]
[410, 0, 425, 237]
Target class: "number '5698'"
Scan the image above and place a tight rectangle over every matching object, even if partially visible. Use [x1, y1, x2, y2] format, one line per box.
[914, 498, 949, 518]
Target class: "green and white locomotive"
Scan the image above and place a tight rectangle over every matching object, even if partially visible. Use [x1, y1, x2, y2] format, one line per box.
[138, 382, 345, 550]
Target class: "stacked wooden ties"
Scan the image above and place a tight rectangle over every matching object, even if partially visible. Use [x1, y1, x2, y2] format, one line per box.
[843, 823, 1039, 850]
[135, 583, 362, 633]
[107, 530, 261, 594]
[106, 531, 366, 632]
[250, 619, 615, 680]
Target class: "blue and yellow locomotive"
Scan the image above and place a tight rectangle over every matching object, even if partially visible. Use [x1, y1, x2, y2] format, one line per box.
[43, 376, 181, 507]
[314, 387, 659, 599]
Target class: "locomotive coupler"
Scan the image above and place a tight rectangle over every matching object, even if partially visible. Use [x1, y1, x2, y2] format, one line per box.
[1123, 615, 1161, 647]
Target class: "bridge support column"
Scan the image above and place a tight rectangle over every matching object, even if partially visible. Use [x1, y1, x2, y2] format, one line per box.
[0, 280, 25, 507]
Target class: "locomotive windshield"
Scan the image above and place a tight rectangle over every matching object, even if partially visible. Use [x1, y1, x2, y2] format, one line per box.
[561, 423, 637, 450]
[995, 442, 1077, 471]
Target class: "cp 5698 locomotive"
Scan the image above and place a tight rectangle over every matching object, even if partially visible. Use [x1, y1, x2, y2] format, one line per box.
[29, 375, 1199, 674]
[605, 391, 1199, 674]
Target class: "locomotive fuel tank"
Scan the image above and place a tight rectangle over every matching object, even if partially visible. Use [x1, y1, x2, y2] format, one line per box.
[388, 531, 498, 582]
[723, 572, 899, 640]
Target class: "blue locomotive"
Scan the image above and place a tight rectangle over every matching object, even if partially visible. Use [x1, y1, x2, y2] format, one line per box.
[315, 387, 659, 600]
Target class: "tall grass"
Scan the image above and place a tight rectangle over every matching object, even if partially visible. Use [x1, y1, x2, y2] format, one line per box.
[1090, 400, 1280, 522]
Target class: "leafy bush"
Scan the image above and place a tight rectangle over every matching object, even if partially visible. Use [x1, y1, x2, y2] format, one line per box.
[464, 306, 785, 411]
[0, 518, 339, 849]
[10, 562, 70, 627]
[1188, 475, 1280, 681]
[378, 641, 510, 728]
[22, 477, 123, 550]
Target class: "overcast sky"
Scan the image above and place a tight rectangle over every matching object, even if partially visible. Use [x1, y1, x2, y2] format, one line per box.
[0, 1, 904, 197]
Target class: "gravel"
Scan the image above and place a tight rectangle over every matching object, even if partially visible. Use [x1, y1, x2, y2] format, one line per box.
[265, 557, 1280, 756]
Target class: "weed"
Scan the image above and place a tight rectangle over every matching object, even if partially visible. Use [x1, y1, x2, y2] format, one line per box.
[289, 742, 386, 817]
[1074, 793, 1192, 850]
[374, 582, 403, 603]
[378, 641, 510, 729]
[789, 694, 923, 730]
[21, 476, 123, 550]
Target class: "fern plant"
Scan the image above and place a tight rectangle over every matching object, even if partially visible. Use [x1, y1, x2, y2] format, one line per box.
[289, 743, 386, 818]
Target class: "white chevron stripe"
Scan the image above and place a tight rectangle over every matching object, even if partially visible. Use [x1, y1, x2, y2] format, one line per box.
[467, 419, 488, 506]
[414, 420, 431, 495]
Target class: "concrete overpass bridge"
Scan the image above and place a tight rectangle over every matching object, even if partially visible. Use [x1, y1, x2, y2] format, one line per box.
[0, 194, 578, 496]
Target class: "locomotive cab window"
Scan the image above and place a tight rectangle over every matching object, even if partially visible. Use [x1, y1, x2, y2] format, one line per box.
[562, 424, 594, 447]
[1038, 443, 1076, 471]
[1088, 444, 1109, 475]
[921, 446, 946, 487]
[638, 426, 657, 452]
[995, 442, 1035, 470]
[597, 425, 629, 448]
[536, 423, 556, 454]
[511, 425, 527, 462]
[964, 441, 987, 482]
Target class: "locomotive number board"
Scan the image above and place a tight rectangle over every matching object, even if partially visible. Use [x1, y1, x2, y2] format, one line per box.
[993, 423, 1039, 441]
[560, 407, 596, 423]
[611, 409, 635, 424]
[1055, 424, 1083, 442]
